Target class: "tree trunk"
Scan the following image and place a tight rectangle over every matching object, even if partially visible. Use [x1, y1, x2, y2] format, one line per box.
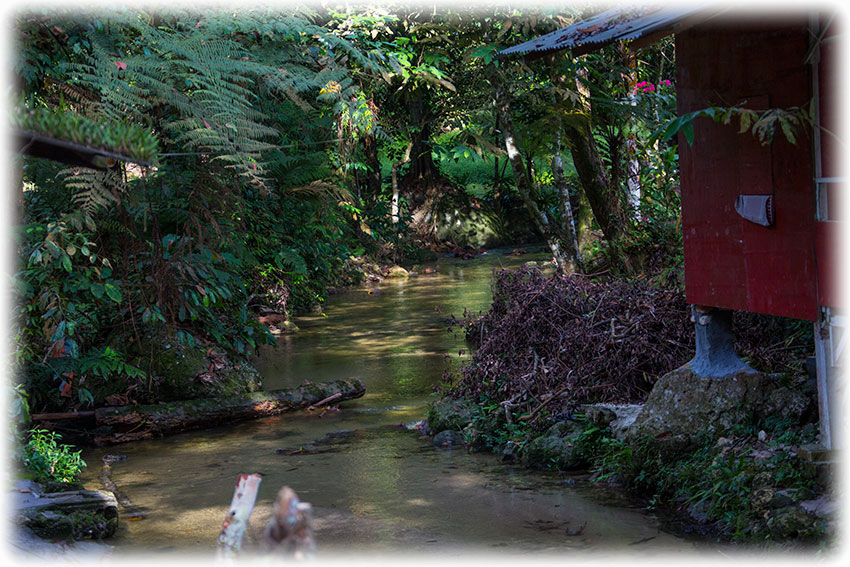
[358, 134, 383, 202]
[90, 378, 366, 445]
[561, 117, 627, 245]
[551, 146, 584, 273]
[400, 87, 439, 201]
[391, 141, 413, 223]
[487, 65, 569, 271]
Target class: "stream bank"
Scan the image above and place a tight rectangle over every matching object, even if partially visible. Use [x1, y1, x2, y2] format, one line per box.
[10, 248, 790, 559]
[427, 265, 835, 548]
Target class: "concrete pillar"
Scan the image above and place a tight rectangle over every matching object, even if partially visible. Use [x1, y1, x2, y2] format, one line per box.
[688, 305, 757, 378]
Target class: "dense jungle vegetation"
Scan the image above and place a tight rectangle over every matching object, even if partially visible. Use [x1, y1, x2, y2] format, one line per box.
[10, 3, 685, 423]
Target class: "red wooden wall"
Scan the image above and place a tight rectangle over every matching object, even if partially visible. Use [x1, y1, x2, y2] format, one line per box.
[676, 19, 820, 321]
[814, 14, 843, 309]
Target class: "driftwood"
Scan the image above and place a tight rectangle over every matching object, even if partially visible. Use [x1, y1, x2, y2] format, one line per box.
[89, 379, 365, 446]
[216, 473, 263, 562]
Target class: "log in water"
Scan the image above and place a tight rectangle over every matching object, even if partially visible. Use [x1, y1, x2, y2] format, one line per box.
[89, 379, 365, 446]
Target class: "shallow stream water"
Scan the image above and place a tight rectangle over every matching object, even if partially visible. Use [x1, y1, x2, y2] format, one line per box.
[80, 248, 727, 560]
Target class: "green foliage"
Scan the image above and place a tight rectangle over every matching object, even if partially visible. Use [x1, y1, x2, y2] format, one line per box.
[14, 7, 401, 413]
[654, 104, 813, 147]
[591, 425, 822, 542]
[8, 385, 32, 464]
[22, 429, 87, 485]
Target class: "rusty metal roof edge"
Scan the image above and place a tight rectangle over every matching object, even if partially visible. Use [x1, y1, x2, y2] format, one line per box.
[497, 3, 717, 59]
[497, 4, 636, 57]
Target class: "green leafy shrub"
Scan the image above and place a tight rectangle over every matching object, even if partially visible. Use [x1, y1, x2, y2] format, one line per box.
[23, 429, 86, 485]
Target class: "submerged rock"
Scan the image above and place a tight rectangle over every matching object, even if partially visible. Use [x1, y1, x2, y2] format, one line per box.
[433, 429, 466, 448]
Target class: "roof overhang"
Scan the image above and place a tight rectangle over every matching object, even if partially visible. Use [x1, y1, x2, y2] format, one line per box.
[15, 129, 153, 169]
[497, 3, 725, 60]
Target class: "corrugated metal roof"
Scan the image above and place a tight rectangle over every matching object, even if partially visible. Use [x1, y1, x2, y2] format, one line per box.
[497, 3, 713, 59]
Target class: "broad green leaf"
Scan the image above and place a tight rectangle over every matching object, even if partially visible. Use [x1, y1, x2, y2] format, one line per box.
[104, 282, 122, 303]
[680, 121, 695, 145]
[90, 282, 105, 299]
[51, 321, 66, 342]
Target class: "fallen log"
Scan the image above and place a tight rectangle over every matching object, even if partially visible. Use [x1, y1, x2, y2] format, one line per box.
[90, 379, 365, 446]
[30, 411, 95, 422]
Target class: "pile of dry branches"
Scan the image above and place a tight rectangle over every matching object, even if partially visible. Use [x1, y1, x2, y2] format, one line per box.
[446, 268, 809, 421]
[447, 267, 693, 421]
[446, 267, 811, 426]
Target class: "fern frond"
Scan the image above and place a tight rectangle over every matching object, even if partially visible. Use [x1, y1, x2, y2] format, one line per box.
[57, 167, 122, 217]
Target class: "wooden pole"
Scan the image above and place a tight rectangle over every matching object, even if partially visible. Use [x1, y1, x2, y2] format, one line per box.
[216, 473, 263, 562]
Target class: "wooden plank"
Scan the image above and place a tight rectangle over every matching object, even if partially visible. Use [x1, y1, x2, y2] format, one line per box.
[816, 221, 841, 308]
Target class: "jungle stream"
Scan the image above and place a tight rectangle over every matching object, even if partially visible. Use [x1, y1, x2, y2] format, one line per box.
[80, 248, 724, 559]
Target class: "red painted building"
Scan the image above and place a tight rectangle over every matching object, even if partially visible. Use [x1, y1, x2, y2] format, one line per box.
[677, 16, 840, 321]
[500, 6, 845, 447]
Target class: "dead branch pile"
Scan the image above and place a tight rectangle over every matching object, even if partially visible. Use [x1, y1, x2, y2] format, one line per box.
[446, 266, 812, 427]
[447, 267, 693, 422]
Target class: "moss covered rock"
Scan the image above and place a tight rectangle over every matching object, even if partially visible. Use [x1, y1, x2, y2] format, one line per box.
[426, 397, 475, 435]
[523, 420, 586, 470]
[627, 367, 815, 439]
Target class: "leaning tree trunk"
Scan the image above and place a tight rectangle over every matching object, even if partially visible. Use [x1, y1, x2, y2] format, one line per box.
[487, 65, 570, 271]
[561, 116, 626, 245]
